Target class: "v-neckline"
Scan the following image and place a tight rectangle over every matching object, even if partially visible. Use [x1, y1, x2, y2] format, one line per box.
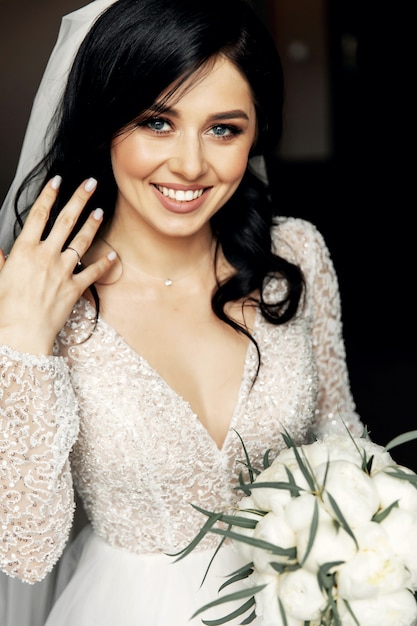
[78, 297, 260, 451]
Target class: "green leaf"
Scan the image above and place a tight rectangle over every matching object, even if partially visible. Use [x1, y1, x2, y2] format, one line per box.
[372, 500, 399, 523]
[218, 563, 254, 592]
[263, 448, 274, 469]
[282, 430, 317, 491]
[341, 599, 361, 625]
[299, 498, 319, 566]
[240, 609, 258, 624]
[317, 561, 344, 591]
[385, 430, 417, 452]
[237, 471, 253, 496]
[327, 593, 342, 626]
[383, 468, 417, 485]
[209, 527, 297, 558]
[248, 480, 304, 496]
[201, 596, 256, 625]
[326, 492, 358, 549]
[278, 596, 289, 626]
[167, 509, 223, 560]
[270, 561, 301, 574]
[191, 585, 265, 620]
[366, 454, 374, 474]
[341, 424, 369, 472]
[201, 529, 228, 587]
[219, 511, 263, 529]
[233, 429, 257, 483]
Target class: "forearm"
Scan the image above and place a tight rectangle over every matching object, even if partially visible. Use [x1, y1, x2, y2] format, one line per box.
[0, 346, 79, 582]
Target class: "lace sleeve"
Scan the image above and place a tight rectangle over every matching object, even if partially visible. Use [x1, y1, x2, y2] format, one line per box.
[0, 346, 79, 583]
[275, 218, 364, 439]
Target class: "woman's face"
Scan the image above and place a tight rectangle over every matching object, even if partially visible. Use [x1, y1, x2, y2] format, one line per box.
[110, 56, 257, 241]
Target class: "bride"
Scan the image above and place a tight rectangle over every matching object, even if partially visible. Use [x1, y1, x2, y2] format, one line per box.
[0, 1, 363, 624]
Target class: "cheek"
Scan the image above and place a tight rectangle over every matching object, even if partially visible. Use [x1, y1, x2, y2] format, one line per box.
[111, 139, 156, 181]
[217, 148, 251, 183]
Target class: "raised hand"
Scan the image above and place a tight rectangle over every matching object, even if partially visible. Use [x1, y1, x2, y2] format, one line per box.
[0, 176, 116, 354]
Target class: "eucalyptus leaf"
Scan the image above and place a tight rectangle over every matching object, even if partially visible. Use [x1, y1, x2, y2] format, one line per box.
[282, 430, 317, 491]
[317, 561, 344, 591]
[168, 509, 223, 560]
[326, 492, 358, 549]
[372, 500, 399, 523]
[341, 599, 361, 625]
[240, 609, 257, 624]
[270, 561, 301, 574]
[384, 469, 417, 484]
[233, 429, 256, 483]
[248, 480, 304, 496]
[201, 596, 256, 626]
[191, 585, 265, 619]
[385, 430, 417, 452]
[210, 527, 297, 558]
[218, 564, 254, 592]
[278, 596, 289, 626]
[299, 498, 319, 566]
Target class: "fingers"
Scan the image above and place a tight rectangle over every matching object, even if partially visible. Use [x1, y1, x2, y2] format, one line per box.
[19, 176, 98, 249]
[18, 175, 63, 242]
[73, 248, 117, 287]
[62, 206, 104, 268]
[46, 177, 99, 251]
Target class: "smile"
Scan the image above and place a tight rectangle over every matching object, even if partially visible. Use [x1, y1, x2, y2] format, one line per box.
[155, 185, 204, 202]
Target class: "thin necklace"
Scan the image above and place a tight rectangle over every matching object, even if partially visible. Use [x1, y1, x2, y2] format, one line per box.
[100, 237, 214, 287]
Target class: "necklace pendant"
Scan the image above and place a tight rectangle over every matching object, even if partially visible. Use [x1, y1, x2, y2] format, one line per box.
[164, 278, 173, 287]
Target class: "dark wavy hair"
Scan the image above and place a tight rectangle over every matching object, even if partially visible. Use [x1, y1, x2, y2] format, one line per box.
[14, 0, 304, 372]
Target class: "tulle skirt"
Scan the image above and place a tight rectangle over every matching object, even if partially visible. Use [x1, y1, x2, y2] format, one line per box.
[44, 525, 261, 625]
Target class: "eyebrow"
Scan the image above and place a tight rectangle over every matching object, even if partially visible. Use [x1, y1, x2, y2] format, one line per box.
[149, 106, 250, 122]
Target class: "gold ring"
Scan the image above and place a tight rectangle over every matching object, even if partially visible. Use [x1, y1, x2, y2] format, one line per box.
[66, 246, 82, 266]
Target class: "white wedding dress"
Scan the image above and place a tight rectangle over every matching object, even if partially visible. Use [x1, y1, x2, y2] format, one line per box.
[0, 217, 363, 625]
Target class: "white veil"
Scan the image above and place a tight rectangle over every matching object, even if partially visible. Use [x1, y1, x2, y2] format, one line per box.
[0, 0, 118, 255]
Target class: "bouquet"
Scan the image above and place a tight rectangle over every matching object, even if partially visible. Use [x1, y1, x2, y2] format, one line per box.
[174, 429, 417, 626]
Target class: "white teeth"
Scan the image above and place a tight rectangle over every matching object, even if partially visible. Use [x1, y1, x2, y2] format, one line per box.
[157, 185, 203, 202]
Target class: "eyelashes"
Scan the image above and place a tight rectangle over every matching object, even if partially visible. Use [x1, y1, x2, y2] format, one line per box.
[137, 117, 245, 139]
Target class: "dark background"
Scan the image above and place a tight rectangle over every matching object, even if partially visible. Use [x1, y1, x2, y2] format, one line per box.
[1, 1, 415, 466]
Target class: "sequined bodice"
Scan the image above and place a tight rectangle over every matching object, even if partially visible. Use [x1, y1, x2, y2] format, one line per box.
[0, 218, 363, 583]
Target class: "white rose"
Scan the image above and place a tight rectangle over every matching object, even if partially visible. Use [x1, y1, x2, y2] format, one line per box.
[252, 510, 296, 575]
[285, 492, 332, 532]
[373, 468, 417, 512]
[251, 572, 302, 626]
[301, 435, 362, 467]
[279, 568, 327, 621]
[380, 507, 417, 588]
[296, 518, 356, 574]
[304, 435, 394, 474]
[250, 461, 296, 512]
[351, 437, 394, 473]
[315, 460, 379, 527]
[336, 589, 417, 626]
[337, 521, 408, 600]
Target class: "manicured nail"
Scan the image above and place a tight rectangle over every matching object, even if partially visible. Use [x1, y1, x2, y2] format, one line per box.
[93, 208, 103, 220]
[107, 251, 117, 261]
[51, 175, 62, 190]
[84, 177, 97, 192]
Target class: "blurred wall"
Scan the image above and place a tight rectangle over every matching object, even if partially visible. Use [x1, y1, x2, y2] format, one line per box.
[0, 0, 87, 201]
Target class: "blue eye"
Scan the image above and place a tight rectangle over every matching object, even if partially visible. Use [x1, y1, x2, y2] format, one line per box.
[145, 118, 171, 132]
[210, 124, 242, 138]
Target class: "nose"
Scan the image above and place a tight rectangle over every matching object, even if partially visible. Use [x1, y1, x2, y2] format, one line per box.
[168, 133, 208, 180]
